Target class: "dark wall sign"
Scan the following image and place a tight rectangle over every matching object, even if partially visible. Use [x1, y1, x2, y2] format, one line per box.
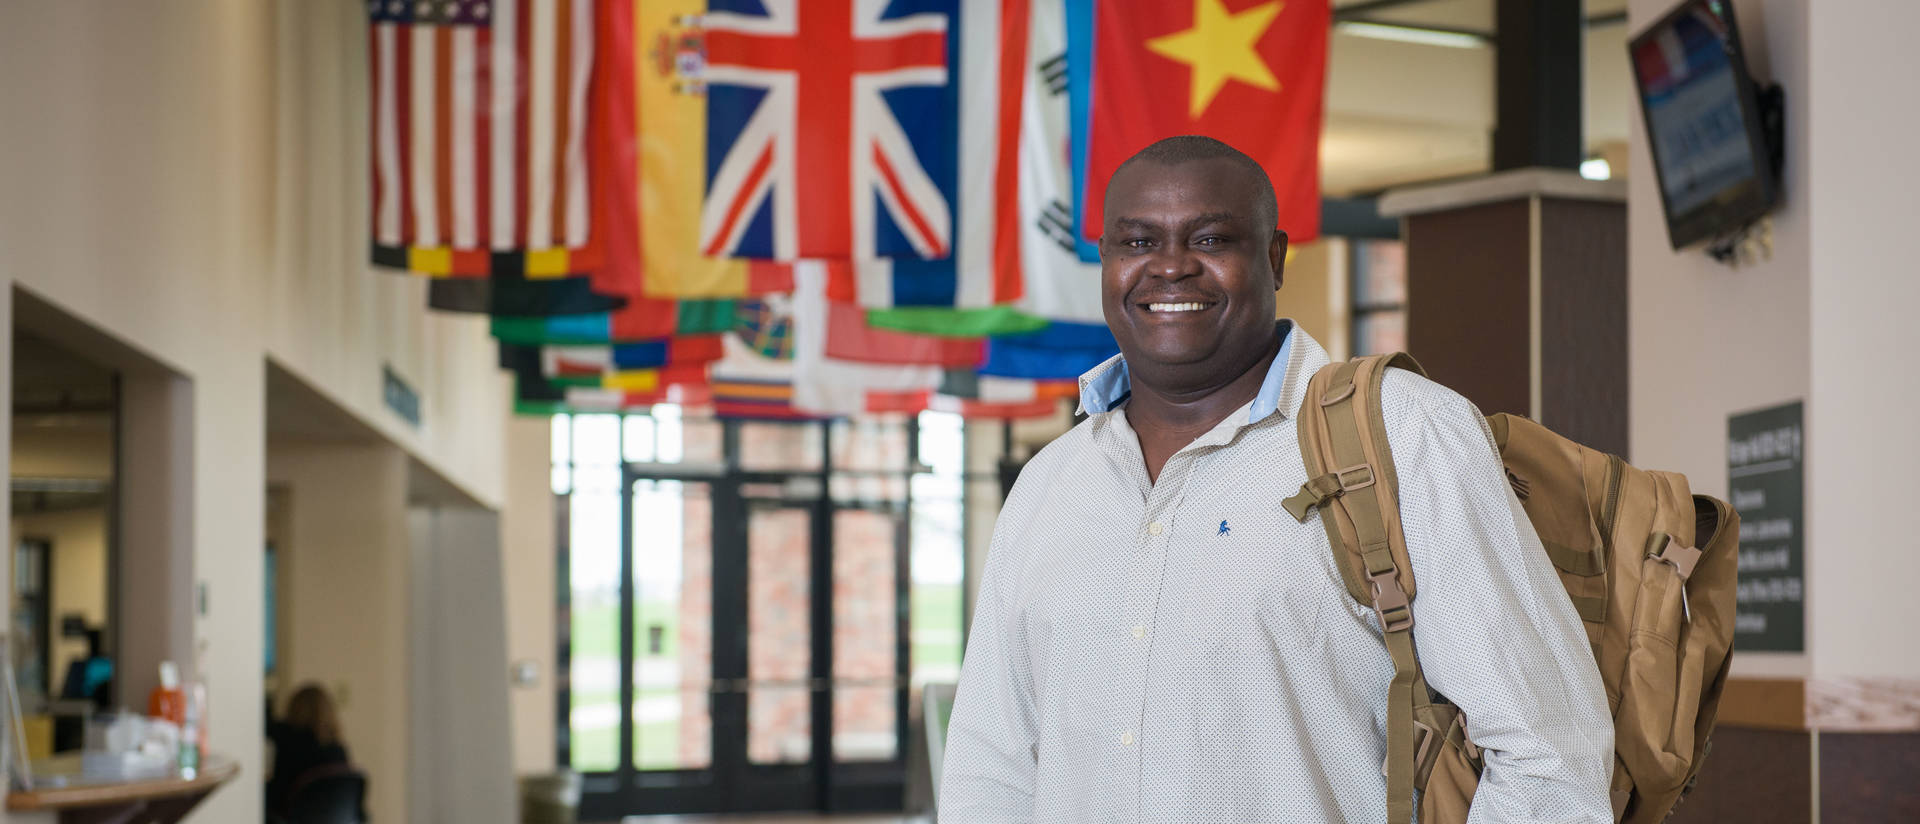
[1727, 401, 1803, 652]
[384, 364, 421, 428]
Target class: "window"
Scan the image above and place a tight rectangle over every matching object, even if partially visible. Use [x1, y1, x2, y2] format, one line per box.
[1350, 238, 1408, 356]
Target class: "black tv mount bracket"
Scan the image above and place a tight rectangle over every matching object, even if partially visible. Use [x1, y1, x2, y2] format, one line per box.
[1757, 82, 1785, 183]
[1708, 80, 1785, 266]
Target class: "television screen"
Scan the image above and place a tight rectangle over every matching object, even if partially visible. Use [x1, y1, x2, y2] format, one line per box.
[1631, 0, 1777, 249]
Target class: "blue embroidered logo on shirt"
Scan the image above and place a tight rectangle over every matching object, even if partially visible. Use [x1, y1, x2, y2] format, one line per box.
[1219, 520, 1231, 536]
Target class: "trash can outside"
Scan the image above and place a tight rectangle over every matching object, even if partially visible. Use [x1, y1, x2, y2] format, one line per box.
[520, 770, 581, 824]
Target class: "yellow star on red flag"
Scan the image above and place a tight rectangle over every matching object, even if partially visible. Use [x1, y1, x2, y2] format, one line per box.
[1145, 0, 1285, 119]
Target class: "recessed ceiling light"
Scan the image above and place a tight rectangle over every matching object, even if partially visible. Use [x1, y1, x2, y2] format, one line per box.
[1333, 21, 1486, 50]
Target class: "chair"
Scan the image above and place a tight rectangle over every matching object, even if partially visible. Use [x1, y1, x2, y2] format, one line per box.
[283, 763, 367, 824]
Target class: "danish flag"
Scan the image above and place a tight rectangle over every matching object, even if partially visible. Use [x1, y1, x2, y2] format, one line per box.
[700, 0, 955, 261]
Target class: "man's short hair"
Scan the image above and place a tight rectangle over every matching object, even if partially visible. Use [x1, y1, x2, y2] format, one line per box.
[1109, 135, 1279, 231]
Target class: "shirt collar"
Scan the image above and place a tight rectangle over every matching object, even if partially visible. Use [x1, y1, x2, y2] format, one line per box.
[1078, 320, 1303, 424]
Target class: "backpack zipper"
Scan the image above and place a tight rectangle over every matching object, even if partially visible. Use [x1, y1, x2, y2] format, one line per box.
[1600, 454, 1625, 548]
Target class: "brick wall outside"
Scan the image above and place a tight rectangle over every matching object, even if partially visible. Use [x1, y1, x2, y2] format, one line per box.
[671, 419, 909, 765]
[675, 484, 713, 768]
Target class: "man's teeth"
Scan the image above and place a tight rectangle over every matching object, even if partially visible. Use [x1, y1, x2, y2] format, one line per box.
[1148, 302, 1208, 313]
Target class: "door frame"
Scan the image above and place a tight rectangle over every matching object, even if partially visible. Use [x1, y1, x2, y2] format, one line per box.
[562, 418, 915, 818]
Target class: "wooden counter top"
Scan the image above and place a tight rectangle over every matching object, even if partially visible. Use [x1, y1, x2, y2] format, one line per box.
[7, 756, 238, 811]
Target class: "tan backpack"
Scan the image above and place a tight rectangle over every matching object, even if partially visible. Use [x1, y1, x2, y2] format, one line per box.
[1280, 354, 1739, 824]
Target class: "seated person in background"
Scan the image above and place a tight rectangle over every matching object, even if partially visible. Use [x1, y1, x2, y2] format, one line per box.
[59, 628, 113, 708]
[266, 683, 363, 821]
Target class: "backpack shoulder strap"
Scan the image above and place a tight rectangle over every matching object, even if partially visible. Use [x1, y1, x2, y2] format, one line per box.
[1282, 352, 1429, 824]
[1283, 352, 1426, 608]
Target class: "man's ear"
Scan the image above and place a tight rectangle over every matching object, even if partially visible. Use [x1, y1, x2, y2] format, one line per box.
[1269, 230, 1289, 290]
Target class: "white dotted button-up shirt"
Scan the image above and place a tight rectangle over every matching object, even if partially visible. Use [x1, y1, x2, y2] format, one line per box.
[940, 324, 1613, 823]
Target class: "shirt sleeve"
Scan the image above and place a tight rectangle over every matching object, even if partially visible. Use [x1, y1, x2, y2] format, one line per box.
[1383, 371, 1616, 824]
[938, 470, 1045, 822]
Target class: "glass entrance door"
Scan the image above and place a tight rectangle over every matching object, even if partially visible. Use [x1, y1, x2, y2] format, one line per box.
[561, 414, 926, 818]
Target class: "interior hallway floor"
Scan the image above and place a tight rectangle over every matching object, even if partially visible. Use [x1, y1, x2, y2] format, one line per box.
[613, 816, 930, 824]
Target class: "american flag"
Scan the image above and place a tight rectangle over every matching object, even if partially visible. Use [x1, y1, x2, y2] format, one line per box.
[698, 0, 957, 261]
[366, 0, 598, 277]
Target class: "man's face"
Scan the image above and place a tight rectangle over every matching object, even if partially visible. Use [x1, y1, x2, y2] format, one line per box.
[1099, 158, 1285, 379]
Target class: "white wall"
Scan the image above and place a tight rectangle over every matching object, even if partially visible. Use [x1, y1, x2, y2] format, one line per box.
[1630, 0, 1920, 685]
[267, 0, 511, 505]
[409, 507, 516, 824]
[268, 442, 412, 824]
[0, 2, 510, 821]
[1626, 0, 1810, 680]
[1803, 1, 1920, 682]
[502, 416, 558, 775]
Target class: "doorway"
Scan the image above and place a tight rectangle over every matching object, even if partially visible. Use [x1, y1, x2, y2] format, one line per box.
[556, 411, 964, 819]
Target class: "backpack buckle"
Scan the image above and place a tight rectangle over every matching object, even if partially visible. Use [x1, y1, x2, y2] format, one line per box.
[1647, 532, 1704, 580]
[1336, 463, 1376, 493]
[1320, 380, 1357, 406]
[1383, 719, 1440, 779]
[1366, 564, 1415, 633]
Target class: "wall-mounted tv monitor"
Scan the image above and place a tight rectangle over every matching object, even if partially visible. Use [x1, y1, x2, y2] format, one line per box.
[1630, 0, 1779, 249]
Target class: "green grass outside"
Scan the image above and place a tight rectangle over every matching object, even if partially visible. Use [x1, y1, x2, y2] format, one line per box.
[566, 581, 964, 772]
[576, 585, 961, 671]
[569, 689, 693, 772]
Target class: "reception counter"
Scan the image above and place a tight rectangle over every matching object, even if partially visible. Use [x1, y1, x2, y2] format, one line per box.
[6, 755, 237, 824]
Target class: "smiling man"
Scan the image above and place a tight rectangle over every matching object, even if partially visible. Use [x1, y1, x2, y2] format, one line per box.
[938, 137, 1612, 822]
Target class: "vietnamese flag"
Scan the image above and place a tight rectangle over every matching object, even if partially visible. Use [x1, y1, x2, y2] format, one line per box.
[1079, 0, 1328, 243]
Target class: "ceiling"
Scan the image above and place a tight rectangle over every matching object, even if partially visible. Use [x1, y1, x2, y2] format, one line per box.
[13, 333, 115, 410]
[266, 360, 383, 444]
[1335, 0, 1630, 34]
[1319, 0, 1636, 195]
[12, 333, 116, 438]
[264, 361, 485, 507]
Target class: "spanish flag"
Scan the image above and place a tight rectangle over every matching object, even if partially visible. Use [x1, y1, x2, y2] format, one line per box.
[598, 0, 793, 299]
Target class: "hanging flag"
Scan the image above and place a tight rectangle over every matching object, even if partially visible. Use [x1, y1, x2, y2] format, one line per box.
[979, 320, 1119, 379]
[575, 0, 797, 299]
[1064, 0, 1102, 263]
[1074, 0, 1328, 245]
[709, 332, 807, 418]
[367, 0, 601, 277]
[428, 276, 626, 315]
[794, 0, 1037, 335]
[490, 299, 737, 344]
[1017, 0, 1106, 322]
[731, 298, 795, 360]
[539, 335, 727, 389]
[938, 370, 1079, 403]
[790, 262, 941, 416]
[823, 297, 984, 368]
[926, 392, 1061, 419]
[700, 0, 957, 261]
[505, 343, 712, 415]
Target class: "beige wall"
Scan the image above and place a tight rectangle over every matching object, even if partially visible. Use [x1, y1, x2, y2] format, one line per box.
[268, 442, 412, 824]
[1629, 0, 1920, 686]
[1278, 238, 1350, 362]
[1803, 0, 1920, 682]
[502, 417, 558, 775]
[0, 3, 510, 821]
[1626, 0, 1810, 681]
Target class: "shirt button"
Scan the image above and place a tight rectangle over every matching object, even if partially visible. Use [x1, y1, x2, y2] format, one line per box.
[1147, 522, 1164, 536]
[1131, 625, 1146, 639]
[1120, 730, 1135, 746]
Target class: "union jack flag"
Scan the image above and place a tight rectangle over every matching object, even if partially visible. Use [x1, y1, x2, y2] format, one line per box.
[699, 0, 958, 261]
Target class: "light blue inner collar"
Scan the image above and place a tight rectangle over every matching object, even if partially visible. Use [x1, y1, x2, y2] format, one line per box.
[1080, 321, 1295, 424]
